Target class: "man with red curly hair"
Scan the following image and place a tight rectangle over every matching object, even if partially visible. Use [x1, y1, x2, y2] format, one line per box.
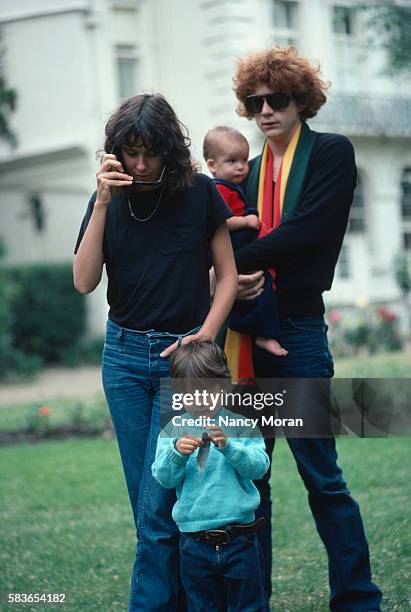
[225, 46, 382, 611]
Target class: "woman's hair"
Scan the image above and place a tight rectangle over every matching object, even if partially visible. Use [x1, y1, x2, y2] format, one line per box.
[234, 46, 329, 120]
[169, 342, 231, 380]
[103, 93, 196, 192]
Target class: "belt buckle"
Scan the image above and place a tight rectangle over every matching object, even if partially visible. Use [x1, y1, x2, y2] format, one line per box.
[205, 529, 230, 545]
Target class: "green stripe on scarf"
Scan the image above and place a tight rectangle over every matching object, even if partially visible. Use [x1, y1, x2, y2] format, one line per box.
[246, 122, 317, 221]
[245, 155, 261, 208]
[282, 122, 316, 220]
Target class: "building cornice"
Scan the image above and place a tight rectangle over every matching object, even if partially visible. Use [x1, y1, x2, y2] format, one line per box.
[0, 145, 87, 173]
[0, 2, 91, 25]
[311, 94, 411, 138]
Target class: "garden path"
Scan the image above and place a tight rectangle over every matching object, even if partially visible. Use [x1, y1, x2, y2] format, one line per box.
[0, 366, 102, 407]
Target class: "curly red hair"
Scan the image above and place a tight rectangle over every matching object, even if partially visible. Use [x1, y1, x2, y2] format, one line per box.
[234, 46, 329, 120]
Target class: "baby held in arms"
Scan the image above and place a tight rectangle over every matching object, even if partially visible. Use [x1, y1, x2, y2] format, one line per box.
[204, 125, 287, 356]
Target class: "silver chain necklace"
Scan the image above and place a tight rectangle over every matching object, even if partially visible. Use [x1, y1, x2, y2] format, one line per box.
[127, 184, 165, 222]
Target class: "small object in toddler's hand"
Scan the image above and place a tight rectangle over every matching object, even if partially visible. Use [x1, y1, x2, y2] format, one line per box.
[197, 432, 211, 472]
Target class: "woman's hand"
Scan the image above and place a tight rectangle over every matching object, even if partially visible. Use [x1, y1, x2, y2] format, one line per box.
[237, 271, 265, 300]
[96, 153, 134, 207]
[160, 330, 213, 359]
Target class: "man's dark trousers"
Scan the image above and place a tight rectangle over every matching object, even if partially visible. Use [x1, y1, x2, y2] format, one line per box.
[252, 316, 382, 611]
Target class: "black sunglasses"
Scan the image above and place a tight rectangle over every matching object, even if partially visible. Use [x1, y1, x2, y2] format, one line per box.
[245, 92, 291, 115]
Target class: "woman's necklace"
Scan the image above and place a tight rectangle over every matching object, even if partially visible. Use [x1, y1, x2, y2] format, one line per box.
[128, 184, 165, 222]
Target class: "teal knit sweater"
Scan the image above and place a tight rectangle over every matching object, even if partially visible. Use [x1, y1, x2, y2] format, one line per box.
[151, 415, 269, 532]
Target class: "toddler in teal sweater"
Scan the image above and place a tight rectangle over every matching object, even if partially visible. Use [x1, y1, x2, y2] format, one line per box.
[152, 342, 270, 612]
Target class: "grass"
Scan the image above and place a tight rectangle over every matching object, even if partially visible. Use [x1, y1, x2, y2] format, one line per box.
[270, 437, 410, 611]
[0, 437, 410, 611]
[334, 350, 410, 378]
[0, 439, 133, 611]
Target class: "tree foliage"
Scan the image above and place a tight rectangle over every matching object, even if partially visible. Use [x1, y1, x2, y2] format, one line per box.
[360, 0, 411, 74]
[0, 35, 17, 147]
[394, 251, 411, 294]
[0, 77, 17, 146]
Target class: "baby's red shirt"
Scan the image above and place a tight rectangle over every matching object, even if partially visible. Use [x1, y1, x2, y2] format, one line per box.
[215, 183, 246, 216]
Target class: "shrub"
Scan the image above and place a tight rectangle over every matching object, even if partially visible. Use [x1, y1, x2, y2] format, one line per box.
[0, 265, 43, 380]
[327, 305, 404, 357]
[0, 263, 87, 380]
[59, 337, 104, 366]
[0, 396, 113, 442]
[7, 263, 86, 363]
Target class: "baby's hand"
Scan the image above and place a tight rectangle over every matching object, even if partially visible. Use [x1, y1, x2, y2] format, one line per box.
[207, 425, 227, 448]
[175, 435, 203, 455]
[245, 214, 261, 230]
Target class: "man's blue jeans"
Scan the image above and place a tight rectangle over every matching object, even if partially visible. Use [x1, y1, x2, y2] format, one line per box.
[179, 532, 269, 612]
[102, 319, 194, 612]
[252, 317, 382, 612]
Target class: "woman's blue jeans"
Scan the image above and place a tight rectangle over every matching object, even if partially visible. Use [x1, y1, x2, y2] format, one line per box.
[252, 317, 382, 612]
[102, 319, 195, 612]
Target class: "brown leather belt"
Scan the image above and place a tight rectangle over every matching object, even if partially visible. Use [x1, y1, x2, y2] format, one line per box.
[182, 517, 265, 546]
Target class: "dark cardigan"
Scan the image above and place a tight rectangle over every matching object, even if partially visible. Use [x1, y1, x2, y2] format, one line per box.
[235, 131, 357, 318]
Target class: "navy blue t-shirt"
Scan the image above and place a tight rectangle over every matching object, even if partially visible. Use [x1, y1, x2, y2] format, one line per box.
[75, 173, 232, 334]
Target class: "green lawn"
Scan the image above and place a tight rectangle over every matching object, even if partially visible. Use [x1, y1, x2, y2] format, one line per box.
[0, 437, 410, 611]
[334, 350, 411, 378]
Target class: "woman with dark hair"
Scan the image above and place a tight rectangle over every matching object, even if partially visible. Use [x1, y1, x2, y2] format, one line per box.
[73, 93, 237, 611]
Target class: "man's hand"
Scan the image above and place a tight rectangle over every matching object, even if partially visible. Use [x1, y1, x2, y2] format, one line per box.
[207, 425, 227, 448]
[175, 435, 203, 455]
[237, 271, 264, 300]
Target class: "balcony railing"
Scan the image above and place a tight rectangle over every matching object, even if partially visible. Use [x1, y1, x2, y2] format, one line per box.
[310, 94, 411, 137]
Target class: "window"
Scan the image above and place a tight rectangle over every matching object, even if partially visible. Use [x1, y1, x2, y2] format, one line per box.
[348, 173, 366, 232]
[116, 45, 138, 100]
[274, 0, 298, 29]
[332, 6, 353, 35]
[272, 0, 299, 47]
[331, 6, 358, 91]
[23, 194, 45, 232]
[401, 168, 411, 252]
[337, 244, 350, 279]
[401, 168, 411, 220]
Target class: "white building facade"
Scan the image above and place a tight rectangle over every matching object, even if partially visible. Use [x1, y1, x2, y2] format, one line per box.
[0, 0, 410, 335]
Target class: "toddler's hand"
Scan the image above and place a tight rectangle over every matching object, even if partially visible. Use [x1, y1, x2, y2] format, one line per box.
[245, 214, 261, 230]
[175, 435, 203, 455]
[207, 425, 227, 448]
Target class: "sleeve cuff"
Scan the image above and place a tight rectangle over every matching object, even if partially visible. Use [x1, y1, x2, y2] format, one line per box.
[215, 439, 236, 458]
[166, 440, 189, 465]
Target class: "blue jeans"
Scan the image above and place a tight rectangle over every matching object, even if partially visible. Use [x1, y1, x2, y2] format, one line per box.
[252, 317, 382, 612]
[102, 319, 198, 612]
[179, 532, 269, 612]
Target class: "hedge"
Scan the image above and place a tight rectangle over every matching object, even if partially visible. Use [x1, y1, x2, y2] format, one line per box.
[0, 263, 87, 380]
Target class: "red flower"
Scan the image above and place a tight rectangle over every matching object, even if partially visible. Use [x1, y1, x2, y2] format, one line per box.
[376, 306, 397, 322]
[38, 406, 50, 416]
[328, 309, 341, 323]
